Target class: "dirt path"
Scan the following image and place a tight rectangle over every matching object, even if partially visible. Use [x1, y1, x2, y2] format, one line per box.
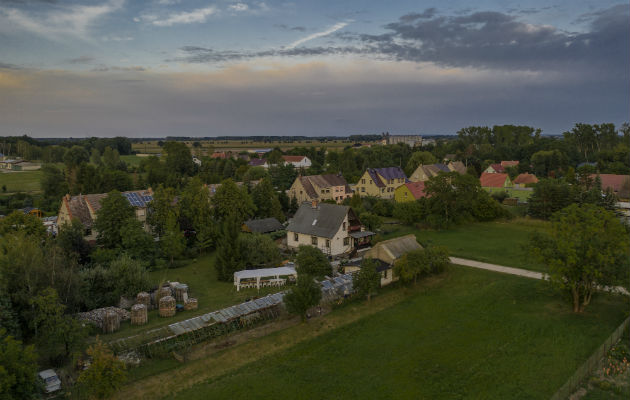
[113, 277, 444, 400]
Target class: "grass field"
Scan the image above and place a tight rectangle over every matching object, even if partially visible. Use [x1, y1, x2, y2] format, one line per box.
[0, 170, 43, 193]
[103, 254, 287, 341]
[484, 187, 534, 202]
[120, 154, 144, 167]
[381, 218, 548, 271]
[170, 266, 627, 400]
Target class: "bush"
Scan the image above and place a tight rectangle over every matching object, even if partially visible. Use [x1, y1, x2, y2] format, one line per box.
[491, 190, 510, 203]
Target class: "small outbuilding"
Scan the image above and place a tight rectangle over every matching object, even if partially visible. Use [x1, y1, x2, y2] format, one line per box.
[355, 234, 423, 286]
[233, 266, 297, 291]
[242, 218, 284, 234]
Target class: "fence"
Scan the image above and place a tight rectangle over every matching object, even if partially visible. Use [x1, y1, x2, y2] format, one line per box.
[550, 316, 630, 400]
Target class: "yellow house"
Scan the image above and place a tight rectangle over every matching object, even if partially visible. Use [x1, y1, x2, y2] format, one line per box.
[354, 167, 408, 199]
[287, 174, 352, 204]
[394, 182, 427, 203]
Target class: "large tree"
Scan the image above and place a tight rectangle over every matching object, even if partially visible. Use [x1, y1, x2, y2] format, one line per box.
[93, 191, 135, 248]
[211, 179, 256, 222]
[251, 177, 285, 222]
[178, 177, 216, 252]
[529, 204, 630, 312]
[296, 245, 331, 279]
[215, 216, 242, 281]
[77, 339, 127, 399]
[284, 274, 322, 322]
[0, 328, 39, 400]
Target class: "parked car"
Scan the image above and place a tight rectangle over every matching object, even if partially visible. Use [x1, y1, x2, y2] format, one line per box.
[38, 369, 61, 393]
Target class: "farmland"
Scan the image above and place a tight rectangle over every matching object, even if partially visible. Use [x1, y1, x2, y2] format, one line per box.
[381, 218, 548, 272]
[131, 139, 354, 155]
[120, 266, 628, 399]
[0, 170, 43, 193]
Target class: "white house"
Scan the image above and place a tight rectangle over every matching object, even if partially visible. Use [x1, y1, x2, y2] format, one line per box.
[286, 201, 371, 257]
[282, 155, 312, 168]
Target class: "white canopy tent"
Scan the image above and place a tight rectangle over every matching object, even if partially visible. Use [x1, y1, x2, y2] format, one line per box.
[234, 266, 297, 291]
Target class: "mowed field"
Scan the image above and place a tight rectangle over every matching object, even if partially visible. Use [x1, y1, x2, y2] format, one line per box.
[381, 218, 548, 272]
[170, 267, 627, 400]
[0, 170, 43, 193]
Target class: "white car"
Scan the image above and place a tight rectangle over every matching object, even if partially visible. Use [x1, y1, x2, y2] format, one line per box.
[38, 369, 61, 393]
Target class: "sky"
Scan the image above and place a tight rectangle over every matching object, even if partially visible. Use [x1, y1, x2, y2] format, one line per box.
[0, 0, 628, 137]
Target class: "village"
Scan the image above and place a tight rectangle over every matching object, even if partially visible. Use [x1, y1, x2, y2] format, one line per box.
[0, 127, 629, 399]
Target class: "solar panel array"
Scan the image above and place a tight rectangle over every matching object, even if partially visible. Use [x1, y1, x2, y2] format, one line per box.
[123, 192, 153, 208]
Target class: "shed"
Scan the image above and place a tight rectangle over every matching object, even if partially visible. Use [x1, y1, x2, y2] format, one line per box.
[243, 218, 284, 234]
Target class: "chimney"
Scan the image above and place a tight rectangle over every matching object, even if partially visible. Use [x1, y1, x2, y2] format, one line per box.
[311, 199, 318, 209]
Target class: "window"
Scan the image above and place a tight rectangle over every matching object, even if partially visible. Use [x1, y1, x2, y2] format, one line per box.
[369, 180, 372, 184]
[311, 236, 318, 245]
[383, 270, 388, 279]
[381, 188, 385, 193]
[343, 222, 346, 230]
[343, 237, 350, 246]
[294, 233, 299, 241]
[361, 179, 365, 184]
[299, 190, 303, 195]
[321, 189, 325, 194]
[326, 239, 330, 248]
[361, 187, 365, 192]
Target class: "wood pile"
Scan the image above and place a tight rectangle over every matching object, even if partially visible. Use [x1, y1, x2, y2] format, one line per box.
[184, 298, 198, 311]
[130, 304, 148, 325]
[174, 284, 189, 303]
[76, 307, 130, 329]
[159, 295, 176, 317]
[102, 310, 120, 333]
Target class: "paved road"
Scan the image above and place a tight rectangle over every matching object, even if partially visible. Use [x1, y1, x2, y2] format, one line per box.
[449, 256, 629, 296]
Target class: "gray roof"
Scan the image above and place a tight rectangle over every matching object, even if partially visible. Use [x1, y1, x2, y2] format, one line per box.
[244, 218, 284, 233]
[286, 202, 349, 238]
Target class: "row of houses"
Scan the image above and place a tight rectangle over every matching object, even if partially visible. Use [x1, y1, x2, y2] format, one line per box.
[248, 155, 312, 169]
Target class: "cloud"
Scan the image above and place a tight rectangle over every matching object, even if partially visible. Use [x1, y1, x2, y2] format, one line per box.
[66, 56, 94, 64]
[0, 0, 124, 40]
[275, 24, 306, 32]
[286, 21, 348, 49]
[101, 34, 133, 41]
[142, 6, 216, 27]
[91, 65, 146, 72]
[228, 3, 249, 12]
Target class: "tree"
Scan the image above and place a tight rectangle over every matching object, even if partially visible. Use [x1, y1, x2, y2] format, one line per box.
[147, 185, 177, 237]
[528, 204, 630, 312]
[163, 141, 194, 178]
[77, 339, 127, 399]
[237, 234, 282, 269]
[0, 210, 46, 239]
[359, 212, 382, 231]
[251, 177, 285, 221]
[354, 258, 381, 301]
[405, 151, 437, 175]
[0, 328, 39, 400]
[120, 219, 155, 261]
[215, 216, 242, 281]
[296, 245, 331, 278]
[30, 288, 86, 364]
[102, 146, 121, 170]
[41, 163, 68, 199]
[178, 178, 216, 252]
[394, 248, 429, 284]
[108, 254, 150, 299]
[57, 218, 91, 264]
[211, 179, 255, 222]
[284, 274, 322, 322]
[93, 191, 135, 248]
[160, 213, 185, 267]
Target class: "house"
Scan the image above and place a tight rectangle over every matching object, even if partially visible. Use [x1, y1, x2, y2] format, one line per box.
[381, 133, 422, 147]
[282, 155, 312, 169]
[242, 218, 284, 234]
[513, 173, 538, 188]
[210, 152, 228, 159]
[206, 180, 260, 197]
[354, 234, 423, 286]
[248, 158, 269, 168]
[394, 182, 427, 203]
[287, 174, 352, 204]
[409, 163, 451, 182]
[443, 154, 456, 162]
[591, 174, 630, 200]
[0, 159, 24, 170]
[355, 167, 408, 199]
[483, 163, 505, 174]
[480, 172, 513, 189]
[57, 189, 154, 242]
[286, 201, 372, 256]
[447, 161, 467, 175]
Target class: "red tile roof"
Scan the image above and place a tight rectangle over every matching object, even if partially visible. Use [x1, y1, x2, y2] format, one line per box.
[513, 173, 538, 185]
[480, 172, 510, 188]
[489, 163, 505, 173]
[211, 152, 227, 159]
[501, 160, 520, 168]
[590, 174, 630, 193]
[282, 155, 306, 162]
[403, 182, 427, 199]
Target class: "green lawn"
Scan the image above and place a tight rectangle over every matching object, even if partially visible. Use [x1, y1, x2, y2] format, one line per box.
[381, 219, 548, 271]
[103, 254, 287, 341]
[173, 266, 628, 400]
[121, 155, 144, 167]
[484, 187, 533, 202]
[0, 170, 43, 193]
